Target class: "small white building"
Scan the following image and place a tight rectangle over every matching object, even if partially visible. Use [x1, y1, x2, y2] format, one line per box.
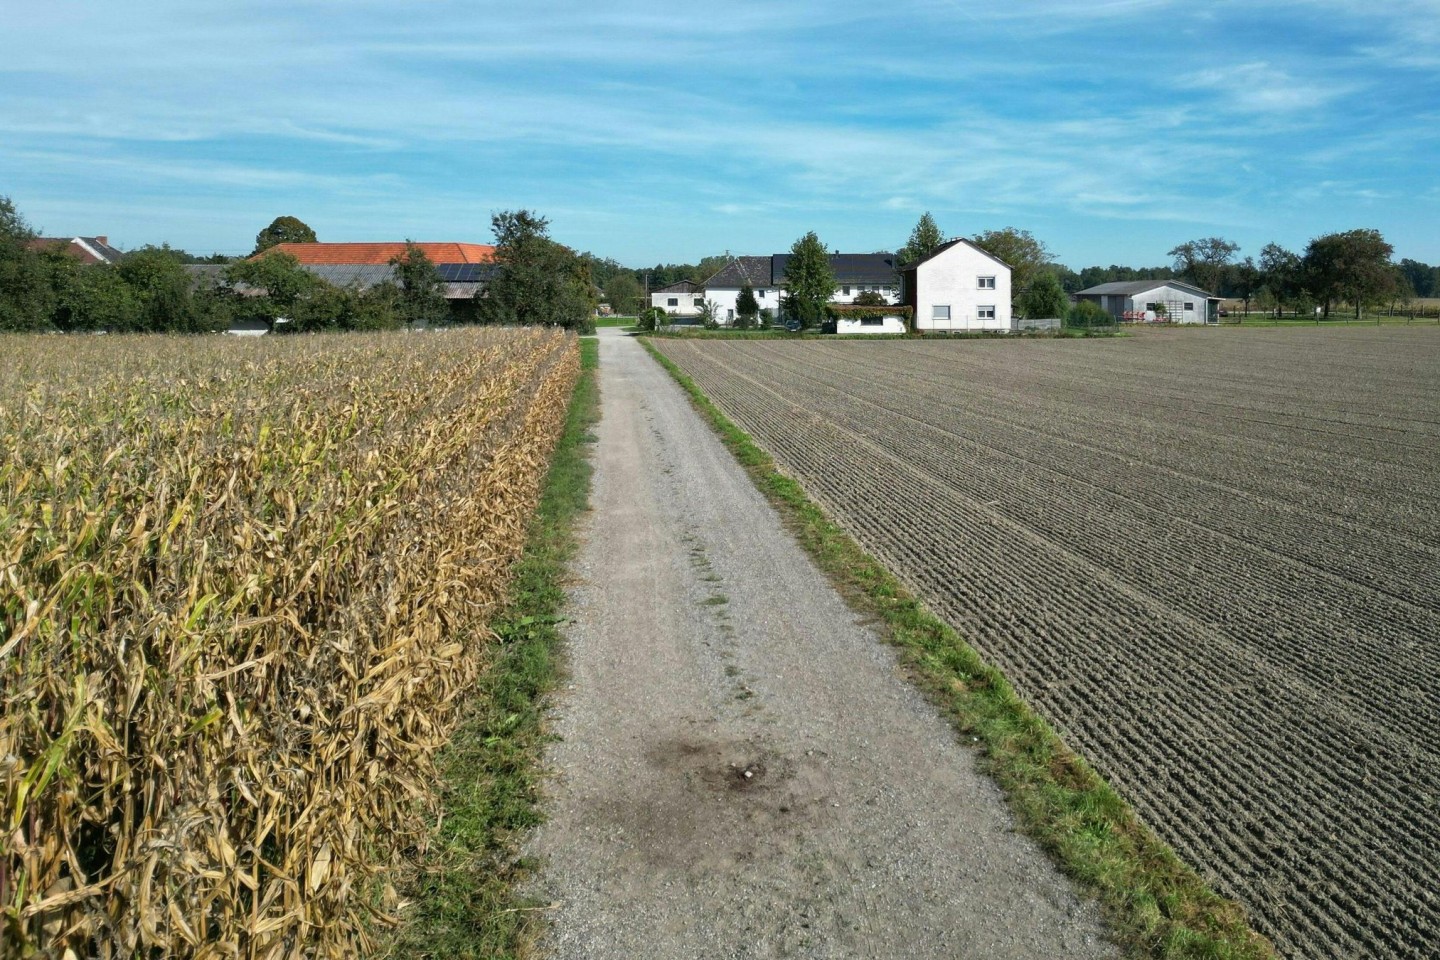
[650, 280, 705, 317]
[835, 314, 907, 335]
[1075, 280, 1220, 324]
[899, 239, 1013, 332]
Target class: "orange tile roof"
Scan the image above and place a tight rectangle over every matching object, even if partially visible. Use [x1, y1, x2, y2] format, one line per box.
[259, 242, 496, 265]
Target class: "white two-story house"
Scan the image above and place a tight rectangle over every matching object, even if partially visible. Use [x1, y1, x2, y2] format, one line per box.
[899, 239, 1013, 332]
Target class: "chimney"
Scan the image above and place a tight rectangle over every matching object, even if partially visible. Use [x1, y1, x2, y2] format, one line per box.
[95, 236, 108, 245]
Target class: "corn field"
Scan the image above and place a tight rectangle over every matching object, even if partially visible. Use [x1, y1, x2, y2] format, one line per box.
[0, 328, 580, 957]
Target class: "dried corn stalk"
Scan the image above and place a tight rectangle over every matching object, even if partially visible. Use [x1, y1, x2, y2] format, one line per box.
[1, 327, 580, 958]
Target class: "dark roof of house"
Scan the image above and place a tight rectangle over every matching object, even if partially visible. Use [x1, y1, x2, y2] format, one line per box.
[1077, 279, 1216, 298]
[654, 280, 699, 293]
[771, 252, 898, 285]
[703, 256, 774, 288]
[27, 236, 125, 264]
[898, 238, 1011, 272]
[705, 253, 902, 289]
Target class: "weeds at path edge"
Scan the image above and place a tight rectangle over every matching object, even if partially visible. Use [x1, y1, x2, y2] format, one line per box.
[638, 336, 1274, 960]
[382, 337, 599, 959]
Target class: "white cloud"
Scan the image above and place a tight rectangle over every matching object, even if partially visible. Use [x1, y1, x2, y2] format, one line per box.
[1178, 62, 1359, 114]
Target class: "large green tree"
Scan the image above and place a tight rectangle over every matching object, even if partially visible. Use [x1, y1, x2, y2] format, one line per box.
[1228, 257, 1262, 316]
[782, 231, 836, 329]
[602, 271, 644, 316]
[477, 210, 594, 330]
[898, 213, 944, 267]
[1018, 270, 1068, 320]
[253, 215, 318, 254]
[0, 195, 50, 331]
[1398, 258, 1437, 299]
[1302, 228, 1396, 319]
[112, 248, 231, 332]
[1167, 237, 1239, 296]
[973, 227, 1054, 301]
[54, 264, 143, 332]
[226, 250, 320, 327]
[1259, 243, 1303, 317]
[390, 241, 450, 326]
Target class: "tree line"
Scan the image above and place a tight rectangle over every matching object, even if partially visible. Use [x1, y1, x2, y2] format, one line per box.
[897, 211, 1433, 320]
[0, 200, 594, 333]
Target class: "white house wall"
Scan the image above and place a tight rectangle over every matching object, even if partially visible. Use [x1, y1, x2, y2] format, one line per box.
[704, 285, 783, 325]
[831, 281, 900, 305]
[837, 315, 907, 335]
[913, 245, 1012, 331]
[651, 290, 704, 316]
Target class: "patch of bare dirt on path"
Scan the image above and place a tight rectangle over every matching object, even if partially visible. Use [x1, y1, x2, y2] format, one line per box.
[524, 329, 1114, 959]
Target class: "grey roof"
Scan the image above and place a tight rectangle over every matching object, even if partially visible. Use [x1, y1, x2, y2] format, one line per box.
[80, 237, 125, 263]
[772, 252, 898, 285]
[899, 238, 1011, 272]
[184, 262, 493, 299]
[1077, 279, 1217, 298]
[703, 256, 774, 289]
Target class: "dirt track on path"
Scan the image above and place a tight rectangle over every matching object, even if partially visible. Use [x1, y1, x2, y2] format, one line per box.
[524, 329, 1113, 959]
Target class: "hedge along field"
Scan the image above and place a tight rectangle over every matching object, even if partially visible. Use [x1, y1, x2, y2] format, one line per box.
[653, 327, 1440, 960]
[1, 328, 579, 957]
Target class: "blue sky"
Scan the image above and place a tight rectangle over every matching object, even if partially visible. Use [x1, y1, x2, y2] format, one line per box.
[2, 0, 1437, 268]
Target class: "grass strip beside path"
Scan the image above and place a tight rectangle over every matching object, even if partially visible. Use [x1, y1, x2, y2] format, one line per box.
[639, 336, 1274, 960]
[385, 336, 600, 959]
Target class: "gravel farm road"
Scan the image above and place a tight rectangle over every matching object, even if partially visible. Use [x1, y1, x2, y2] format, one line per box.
[524, 329, 1115, 959]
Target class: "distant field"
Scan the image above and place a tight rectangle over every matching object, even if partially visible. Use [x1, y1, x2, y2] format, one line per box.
[654, 327, 1440, 960]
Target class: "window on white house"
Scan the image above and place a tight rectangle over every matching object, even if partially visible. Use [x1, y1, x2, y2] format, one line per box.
[978, 276, 996, 289]
[978, 305, 996, 320]
[842, 285, 851, 296]
[1184, 302, 1195, 310]
[694, 298, 704, 307]
[1146, 302, 1160, 311]
[667, 297, 678, 307]
[933, 305, 951, 320]
[860, 317, 883, 326]
[758, 289, 767, 298]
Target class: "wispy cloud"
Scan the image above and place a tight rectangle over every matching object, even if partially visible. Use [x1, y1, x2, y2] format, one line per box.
[1, 0, 1436, 263]
[1177, 62, 1360, 114]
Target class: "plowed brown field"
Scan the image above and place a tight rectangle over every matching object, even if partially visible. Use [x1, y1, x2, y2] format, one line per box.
[653, 327, 1440, 960]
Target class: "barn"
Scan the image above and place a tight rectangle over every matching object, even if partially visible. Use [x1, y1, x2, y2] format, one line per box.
[1075, 280, 1220, 324]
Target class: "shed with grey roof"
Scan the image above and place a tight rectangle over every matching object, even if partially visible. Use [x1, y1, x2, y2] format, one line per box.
[1076, 279, 1219, 324]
